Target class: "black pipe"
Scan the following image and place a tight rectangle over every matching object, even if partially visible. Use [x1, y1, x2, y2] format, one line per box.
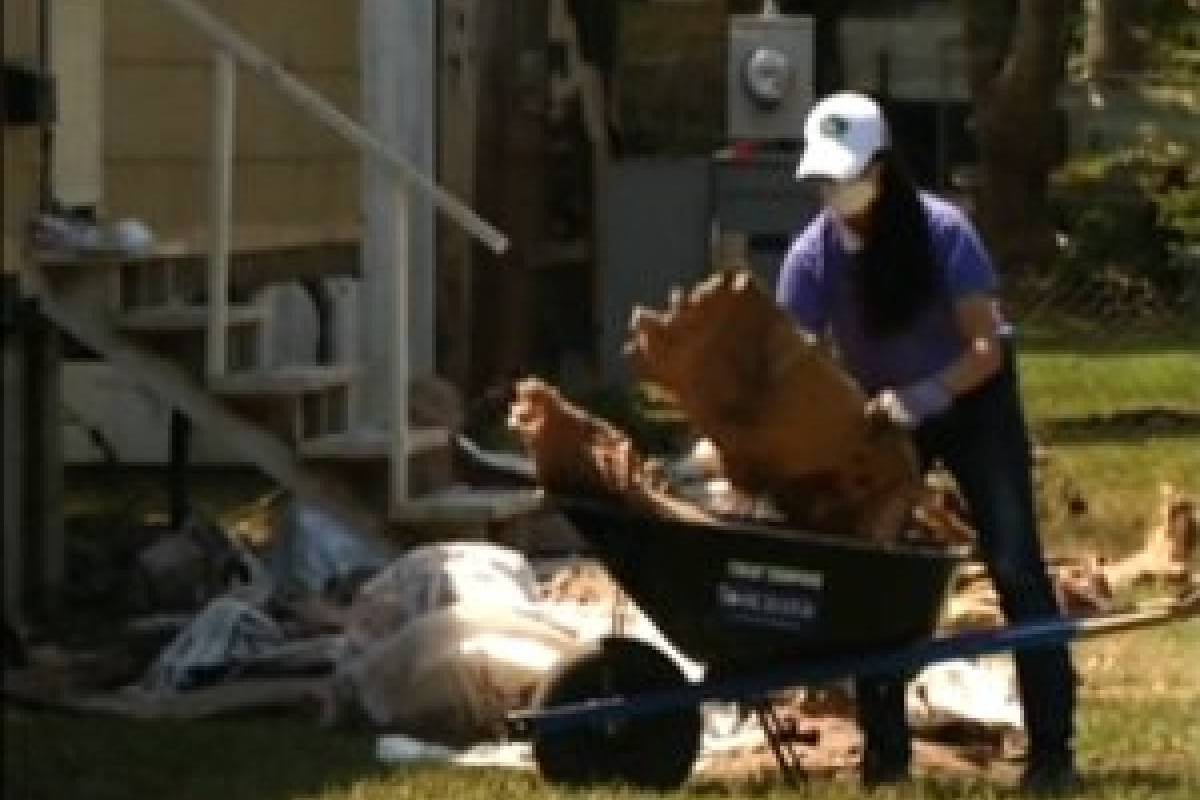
[20, 300, 47, 612]
[302, 279, 334, 364]
[168, 410, 192, 530]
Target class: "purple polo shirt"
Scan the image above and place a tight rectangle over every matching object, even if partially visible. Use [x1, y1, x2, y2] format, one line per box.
[776, 192, 1001, 393]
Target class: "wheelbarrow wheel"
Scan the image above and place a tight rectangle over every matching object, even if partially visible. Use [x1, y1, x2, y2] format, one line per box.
[531, 636, 701, 790]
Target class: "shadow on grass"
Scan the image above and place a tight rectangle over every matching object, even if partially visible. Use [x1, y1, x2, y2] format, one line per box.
[1034, 408, 1200, 443]
[1075, 766, 1189, 795]
[3, 708, 392, 800]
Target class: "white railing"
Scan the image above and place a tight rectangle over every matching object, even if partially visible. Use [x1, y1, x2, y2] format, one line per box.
[155, 0, 509, 510]
[206, 50, 235, 379]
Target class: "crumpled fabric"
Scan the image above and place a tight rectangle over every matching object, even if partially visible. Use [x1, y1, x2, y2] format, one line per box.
[142, 597, 283, 693]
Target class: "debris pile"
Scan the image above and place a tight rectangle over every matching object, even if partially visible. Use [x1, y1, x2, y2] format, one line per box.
[943, 484, 1199, 631]
[3, 474, 1196, 781]
[4, 266, 1197, 784]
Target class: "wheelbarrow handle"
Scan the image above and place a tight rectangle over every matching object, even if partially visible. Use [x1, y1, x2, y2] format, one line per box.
[1073, 588, 1200, 640]
[509, 593, 1200, 739]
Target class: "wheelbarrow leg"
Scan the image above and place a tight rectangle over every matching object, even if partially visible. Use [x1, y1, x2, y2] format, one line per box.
[752, 702, 817, 786]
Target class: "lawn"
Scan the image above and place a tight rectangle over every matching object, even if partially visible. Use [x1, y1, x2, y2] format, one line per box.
[5, 330, 1199, 800]
[1017, 333, 1200, 555]
[5, 633, 1200, 800]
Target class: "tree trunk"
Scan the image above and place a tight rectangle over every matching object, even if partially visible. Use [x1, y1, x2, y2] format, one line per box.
[960, 0, 1070, 274]
[1084, 0, 1146, 82]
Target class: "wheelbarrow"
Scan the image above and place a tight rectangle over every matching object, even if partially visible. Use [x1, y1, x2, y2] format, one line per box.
[503, 493, 1200, 790]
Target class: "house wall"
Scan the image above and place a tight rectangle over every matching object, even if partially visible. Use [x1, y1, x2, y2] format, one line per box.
[52, 0, 104, 206]
[102, 0, 361, 250]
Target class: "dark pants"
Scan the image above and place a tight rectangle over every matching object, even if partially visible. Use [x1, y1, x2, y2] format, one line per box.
[857, 352, 1076, 771]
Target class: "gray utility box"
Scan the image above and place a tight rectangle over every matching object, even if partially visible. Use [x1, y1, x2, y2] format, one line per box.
[712, 150, 821, 289]
[727, 13, 814, 141]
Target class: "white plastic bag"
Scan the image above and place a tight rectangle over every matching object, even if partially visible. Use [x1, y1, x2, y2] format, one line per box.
[346, 542, 538, 648]
[336, 602, 581, 743]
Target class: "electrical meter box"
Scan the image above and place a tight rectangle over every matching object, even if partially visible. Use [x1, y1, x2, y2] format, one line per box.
[727, 12, 814, 141]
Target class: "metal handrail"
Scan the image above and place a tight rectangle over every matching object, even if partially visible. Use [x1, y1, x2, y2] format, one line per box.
[154, 0, 505, 509]
[157, 0, 509, 254]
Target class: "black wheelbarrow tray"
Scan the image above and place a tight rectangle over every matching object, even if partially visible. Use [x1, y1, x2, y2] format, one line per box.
[506, 494, 1200, 790]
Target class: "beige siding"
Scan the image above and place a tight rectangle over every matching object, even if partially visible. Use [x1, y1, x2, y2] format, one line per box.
[52, 0, 105, 206]
[102, 0, 361, 249]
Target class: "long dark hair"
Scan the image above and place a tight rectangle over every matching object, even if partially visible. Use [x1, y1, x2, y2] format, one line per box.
[851, 150, 944, 338]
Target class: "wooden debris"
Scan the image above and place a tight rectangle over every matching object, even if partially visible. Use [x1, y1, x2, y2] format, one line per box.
[625, 269, 923, 542]
[509, 270, 973, 545]
[507, 378, 715, 525]
[1100, 484, 1197, 591]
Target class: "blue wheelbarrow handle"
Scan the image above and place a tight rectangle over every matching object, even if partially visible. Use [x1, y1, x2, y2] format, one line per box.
[509, 592, 1199, 738]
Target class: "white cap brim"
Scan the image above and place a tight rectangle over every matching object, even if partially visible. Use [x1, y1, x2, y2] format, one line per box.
[794, 138, 869, 183]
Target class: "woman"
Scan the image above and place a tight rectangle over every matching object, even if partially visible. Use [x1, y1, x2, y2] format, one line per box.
[777, 91, 1077, 791]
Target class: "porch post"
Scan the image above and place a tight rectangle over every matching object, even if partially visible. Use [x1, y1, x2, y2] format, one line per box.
[361, 0, 437, 428]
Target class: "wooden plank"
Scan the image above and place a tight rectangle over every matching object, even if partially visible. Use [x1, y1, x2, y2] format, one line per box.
[68, 677, 330, 720]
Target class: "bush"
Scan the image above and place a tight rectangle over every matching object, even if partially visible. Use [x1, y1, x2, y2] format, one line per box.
[1049, 134, 1199, 317]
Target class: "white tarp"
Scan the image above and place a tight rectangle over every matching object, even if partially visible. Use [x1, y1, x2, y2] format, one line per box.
[345, 542, 539, 649]
[335, 602, 582, 743]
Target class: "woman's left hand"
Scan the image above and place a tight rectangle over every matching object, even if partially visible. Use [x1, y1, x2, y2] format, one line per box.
[866, 377, 952, 430]
[865, 389, 918, 430]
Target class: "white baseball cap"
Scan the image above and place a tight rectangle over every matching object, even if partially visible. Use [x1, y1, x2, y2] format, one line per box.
[794, 92, 889, 183]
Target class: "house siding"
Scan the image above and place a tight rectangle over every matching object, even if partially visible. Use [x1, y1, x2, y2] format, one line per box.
[102, 0, 361, 250]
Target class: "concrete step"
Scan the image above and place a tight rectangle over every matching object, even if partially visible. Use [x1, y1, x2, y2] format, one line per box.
[390, 485, 546, 526]
[119, 304, 270, 372]
[118, 304, 267, 332]
[299, 426, 456, 507]
[207, 364, 359, 397]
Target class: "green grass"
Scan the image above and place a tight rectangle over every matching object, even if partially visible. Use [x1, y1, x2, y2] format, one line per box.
[1016, 335, 1200, 554]
[1019, 351, 1200, 421]
[5, 625, 1200, 799]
